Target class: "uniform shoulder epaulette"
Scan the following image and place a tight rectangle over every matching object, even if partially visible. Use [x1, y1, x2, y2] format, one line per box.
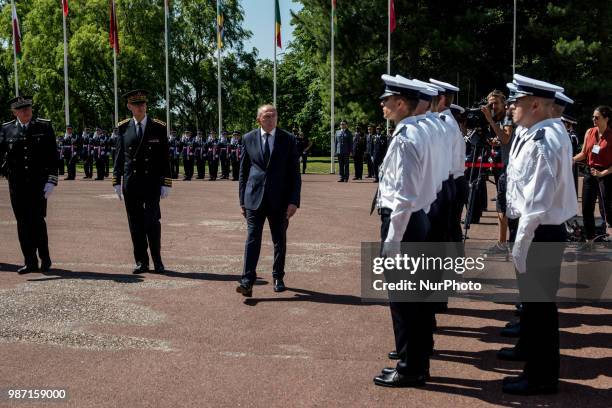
[153, 118, 166, 127]
[2, 120, 16, 127]
[533, 128, 546, 141]
[117, 118, 130, 127]
[35, 118, 51, 123]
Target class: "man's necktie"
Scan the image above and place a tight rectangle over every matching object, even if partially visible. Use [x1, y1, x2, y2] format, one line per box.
[137, 122, 143, 140]
[263, 133, 271, 164]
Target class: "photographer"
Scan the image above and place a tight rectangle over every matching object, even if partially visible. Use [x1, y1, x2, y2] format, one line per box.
[482, 90, 512, 254]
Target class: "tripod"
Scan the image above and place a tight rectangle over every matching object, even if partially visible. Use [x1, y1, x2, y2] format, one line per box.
[463, 144, 487, 242]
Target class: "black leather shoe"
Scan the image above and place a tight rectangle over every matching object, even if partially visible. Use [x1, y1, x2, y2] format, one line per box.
[502, 378, 557, 395]
[236, 283, 253, 297]
[373, 370, 427, 388]
[515, 303, 524, 316]
[153, 263, 165, 273]
[337, 179, 344, 182]
[502, 374, 527, 386]
[497, 346, 526, 361]
[40, 259, 52, 272]
[381, 367, 431, 380]
[500, 321, 521, 337]
[388, 350, 400, 360]
[273, 279, 286, 292]
[133, 263, 149, 274]
[17, 265, 38, 274]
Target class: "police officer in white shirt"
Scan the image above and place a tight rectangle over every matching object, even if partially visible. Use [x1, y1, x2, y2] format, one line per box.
[373, 74, 438, 388]
[502, 74, 577, 395]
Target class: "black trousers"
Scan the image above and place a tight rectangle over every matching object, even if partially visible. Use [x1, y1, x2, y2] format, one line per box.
[95, 158, 106, 180]
[57, 158, 65, 175]
[338, 154, 350, 180]
[380, 209, 434, 375]
[196, 158, 206, 179]
[353, 154, 364, 179]
[67, 156, 78, 179]
[582, 171, 612, 238]
[366, 154, 374, 177]
[9, 182, 50, 267]
[374, 157, 383, 181]
[105, 155, 110, 176]
[123, 191, 162, 266]
[208, 159, 219, 179]
[220, 154, 230, 177]
[515, 223, 566, 383]
[231, 159, 240, 180]
[450, 176, 468, 242]
[170, 157, 180, 179]
[241, 201, 288, 285]
[84, 157, 93, 178]
[183, 158, 194, 179]
[301, 154, 308, 174]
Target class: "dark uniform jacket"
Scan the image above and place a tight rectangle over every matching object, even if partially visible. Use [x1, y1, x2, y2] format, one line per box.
[239, 128, 301, 211]
[112, 117, 172, 195]
[0, 118, 58, 188]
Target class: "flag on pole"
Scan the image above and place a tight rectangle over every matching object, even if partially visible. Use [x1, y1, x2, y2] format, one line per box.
[332, 0, 337, 28]
[62, 0, 69, 16]
[11, 2, 21, 59]
[390, 0, 396, 33]
[217, 7, 224, 49]
[109, 0, 119, 53]
[274, 0, 282, 48]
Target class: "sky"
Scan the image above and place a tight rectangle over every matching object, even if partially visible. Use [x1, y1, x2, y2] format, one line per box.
[241, 0, 303, 60]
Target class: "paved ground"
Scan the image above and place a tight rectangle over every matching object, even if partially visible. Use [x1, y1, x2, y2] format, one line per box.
[0, 174, 610, 407]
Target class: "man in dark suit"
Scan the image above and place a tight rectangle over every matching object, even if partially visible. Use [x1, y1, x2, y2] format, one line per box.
[237, 104, 301, 297]
[0, 96, 58, 273]
[335, 120, 353, 182]
[112, 89, 172, 274]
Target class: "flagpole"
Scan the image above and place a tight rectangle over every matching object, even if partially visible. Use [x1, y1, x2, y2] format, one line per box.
[330, 0, 335, 174]
[164, 0, 170, 137]
[217, 0, 222, 136]
[11, 0, 19, 96]
[512, 0, 517, 75]
[62, 2, 70, 127]
[386, 0, 391, 135]
[113, 49, 118, 125]
[273, 15, 277, 107]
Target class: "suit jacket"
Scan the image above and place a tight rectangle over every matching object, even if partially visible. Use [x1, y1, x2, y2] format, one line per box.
[0, 118, 57, 188]
[335, 129, 353, 156]
[113, 117, 172, 196]
[239, 127, 301, 211]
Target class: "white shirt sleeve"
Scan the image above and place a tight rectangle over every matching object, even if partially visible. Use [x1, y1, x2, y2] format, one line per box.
[512, 142, 557, 273]
[385, 140, 423, 242]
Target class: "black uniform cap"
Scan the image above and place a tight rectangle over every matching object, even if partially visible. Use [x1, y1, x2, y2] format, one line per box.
[9, 96, 33, 109]
[123, 89, 148, 104]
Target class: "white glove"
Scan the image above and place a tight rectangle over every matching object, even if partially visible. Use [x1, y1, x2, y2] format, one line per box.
[161, 186, 170, 199]
[114, 184, 123, 201]
[43, 183, 55, 199]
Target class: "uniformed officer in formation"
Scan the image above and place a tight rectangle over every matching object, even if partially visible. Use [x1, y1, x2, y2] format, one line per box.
[93, 128, 109, 180]
[194, 129, 206, 179]
[207, 129, 220, 180]
[181, 130, 195, 181]
[112, 89, 172, 274]
[335, 120, 353, 182]
[63, 125, 79, 180]
[109, 127, 119, 176]
[82, 127, 94, 179]
[168, 130, 180, 179]
[56, 133, 65, 176]
[501, 74, 577, 395]
[0, 96, 58, 273]
[352, 125, 366, 180]
[295, 130, 312, 175]
[372, 125, 388, 182]
[373, 75, 438, 388]
[229, 130, 242, 181]
[219, 130, 230, 179]
[365, 124, 375, 178]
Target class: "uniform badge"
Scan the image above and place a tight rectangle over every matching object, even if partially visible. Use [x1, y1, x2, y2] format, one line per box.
[148, 139, 160, 143]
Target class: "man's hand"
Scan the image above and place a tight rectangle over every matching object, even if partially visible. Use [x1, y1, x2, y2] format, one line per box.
[287, 204, 298, 219]
[43, 183, 55, 199]
[161, 186, 170, 199]
[114, 184, 123, 200]
[481, 105, 495, 125]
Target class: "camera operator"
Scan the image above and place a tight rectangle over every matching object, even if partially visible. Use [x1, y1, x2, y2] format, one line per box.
[482, 90, 513, 254]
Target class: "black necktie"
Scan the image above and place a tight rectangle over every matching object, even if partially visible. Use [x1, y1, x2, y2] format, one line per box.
[263, 133, 270, 164]
[137, 122, 143, 139]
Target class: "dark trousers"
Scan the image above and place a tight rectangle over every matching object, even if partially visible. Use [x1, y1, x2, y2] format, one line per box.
[66, 156, 78, 179]
[170, 157, 180, 179]
[57, 158, 65, 175]
[208, 159, 219, 180]
[374, 157, 383, 181]
[241, 201, 288, 284]
[450, 176, 468, 242]
[123, 191, 162, 266]
[380, 209, 434, 375]
[515, 223, 566, 383]
[301, 154, 308, 174]
[366, 154, 374, 177]
[9, 183, 50, 267]
[231, 159, 240, 180]
[582, 171, 612, 238]
[338, 154, 350, 180]
[221, 155, 230, 178]
[354, 153, 364, 179]
[95, 158, 106, 180]
[84, 157, 93, 178]
[196, 158, 206, 179]
[183, 158, 194, 180]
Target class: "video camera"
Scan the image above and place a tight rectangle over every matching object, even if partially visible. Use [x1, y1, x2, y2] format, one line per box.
[465, 101, 495, 147]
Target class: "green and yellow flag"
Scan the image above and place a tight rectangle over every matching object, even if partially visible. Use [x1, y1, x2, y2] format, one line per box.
[275, 0, 281, 48]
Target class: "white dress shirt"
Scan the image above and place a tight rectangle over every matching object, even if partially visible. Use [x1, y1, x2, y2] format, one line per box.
[506, 118, 577, 273]
[260, 128, 276, 155]
[377, 116, 437, 242]
[415, 113, 447, 193]
[440, 108, 467, 179]
[133, 115, 148, 132]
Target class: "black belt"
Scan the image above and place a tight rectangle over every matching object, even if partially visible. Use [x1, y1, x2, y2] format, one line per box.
[378, 207, 392, 216]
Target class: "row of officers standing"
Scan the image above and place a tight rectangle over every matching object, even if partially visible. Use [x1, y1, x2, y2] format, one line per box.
[334, 122, 390, 182]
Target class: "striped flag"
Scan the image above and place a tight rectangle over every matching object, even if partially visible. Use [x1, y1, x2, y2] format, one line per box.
[109, 0, 119, 53]
[11, 1, 21, 59]
[274, 0, 281, 48]
[332, 0, 337, 29]
[217, 6, 224, 49]
[390, 0, 396, 32]
[62, 0, 69, 16]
